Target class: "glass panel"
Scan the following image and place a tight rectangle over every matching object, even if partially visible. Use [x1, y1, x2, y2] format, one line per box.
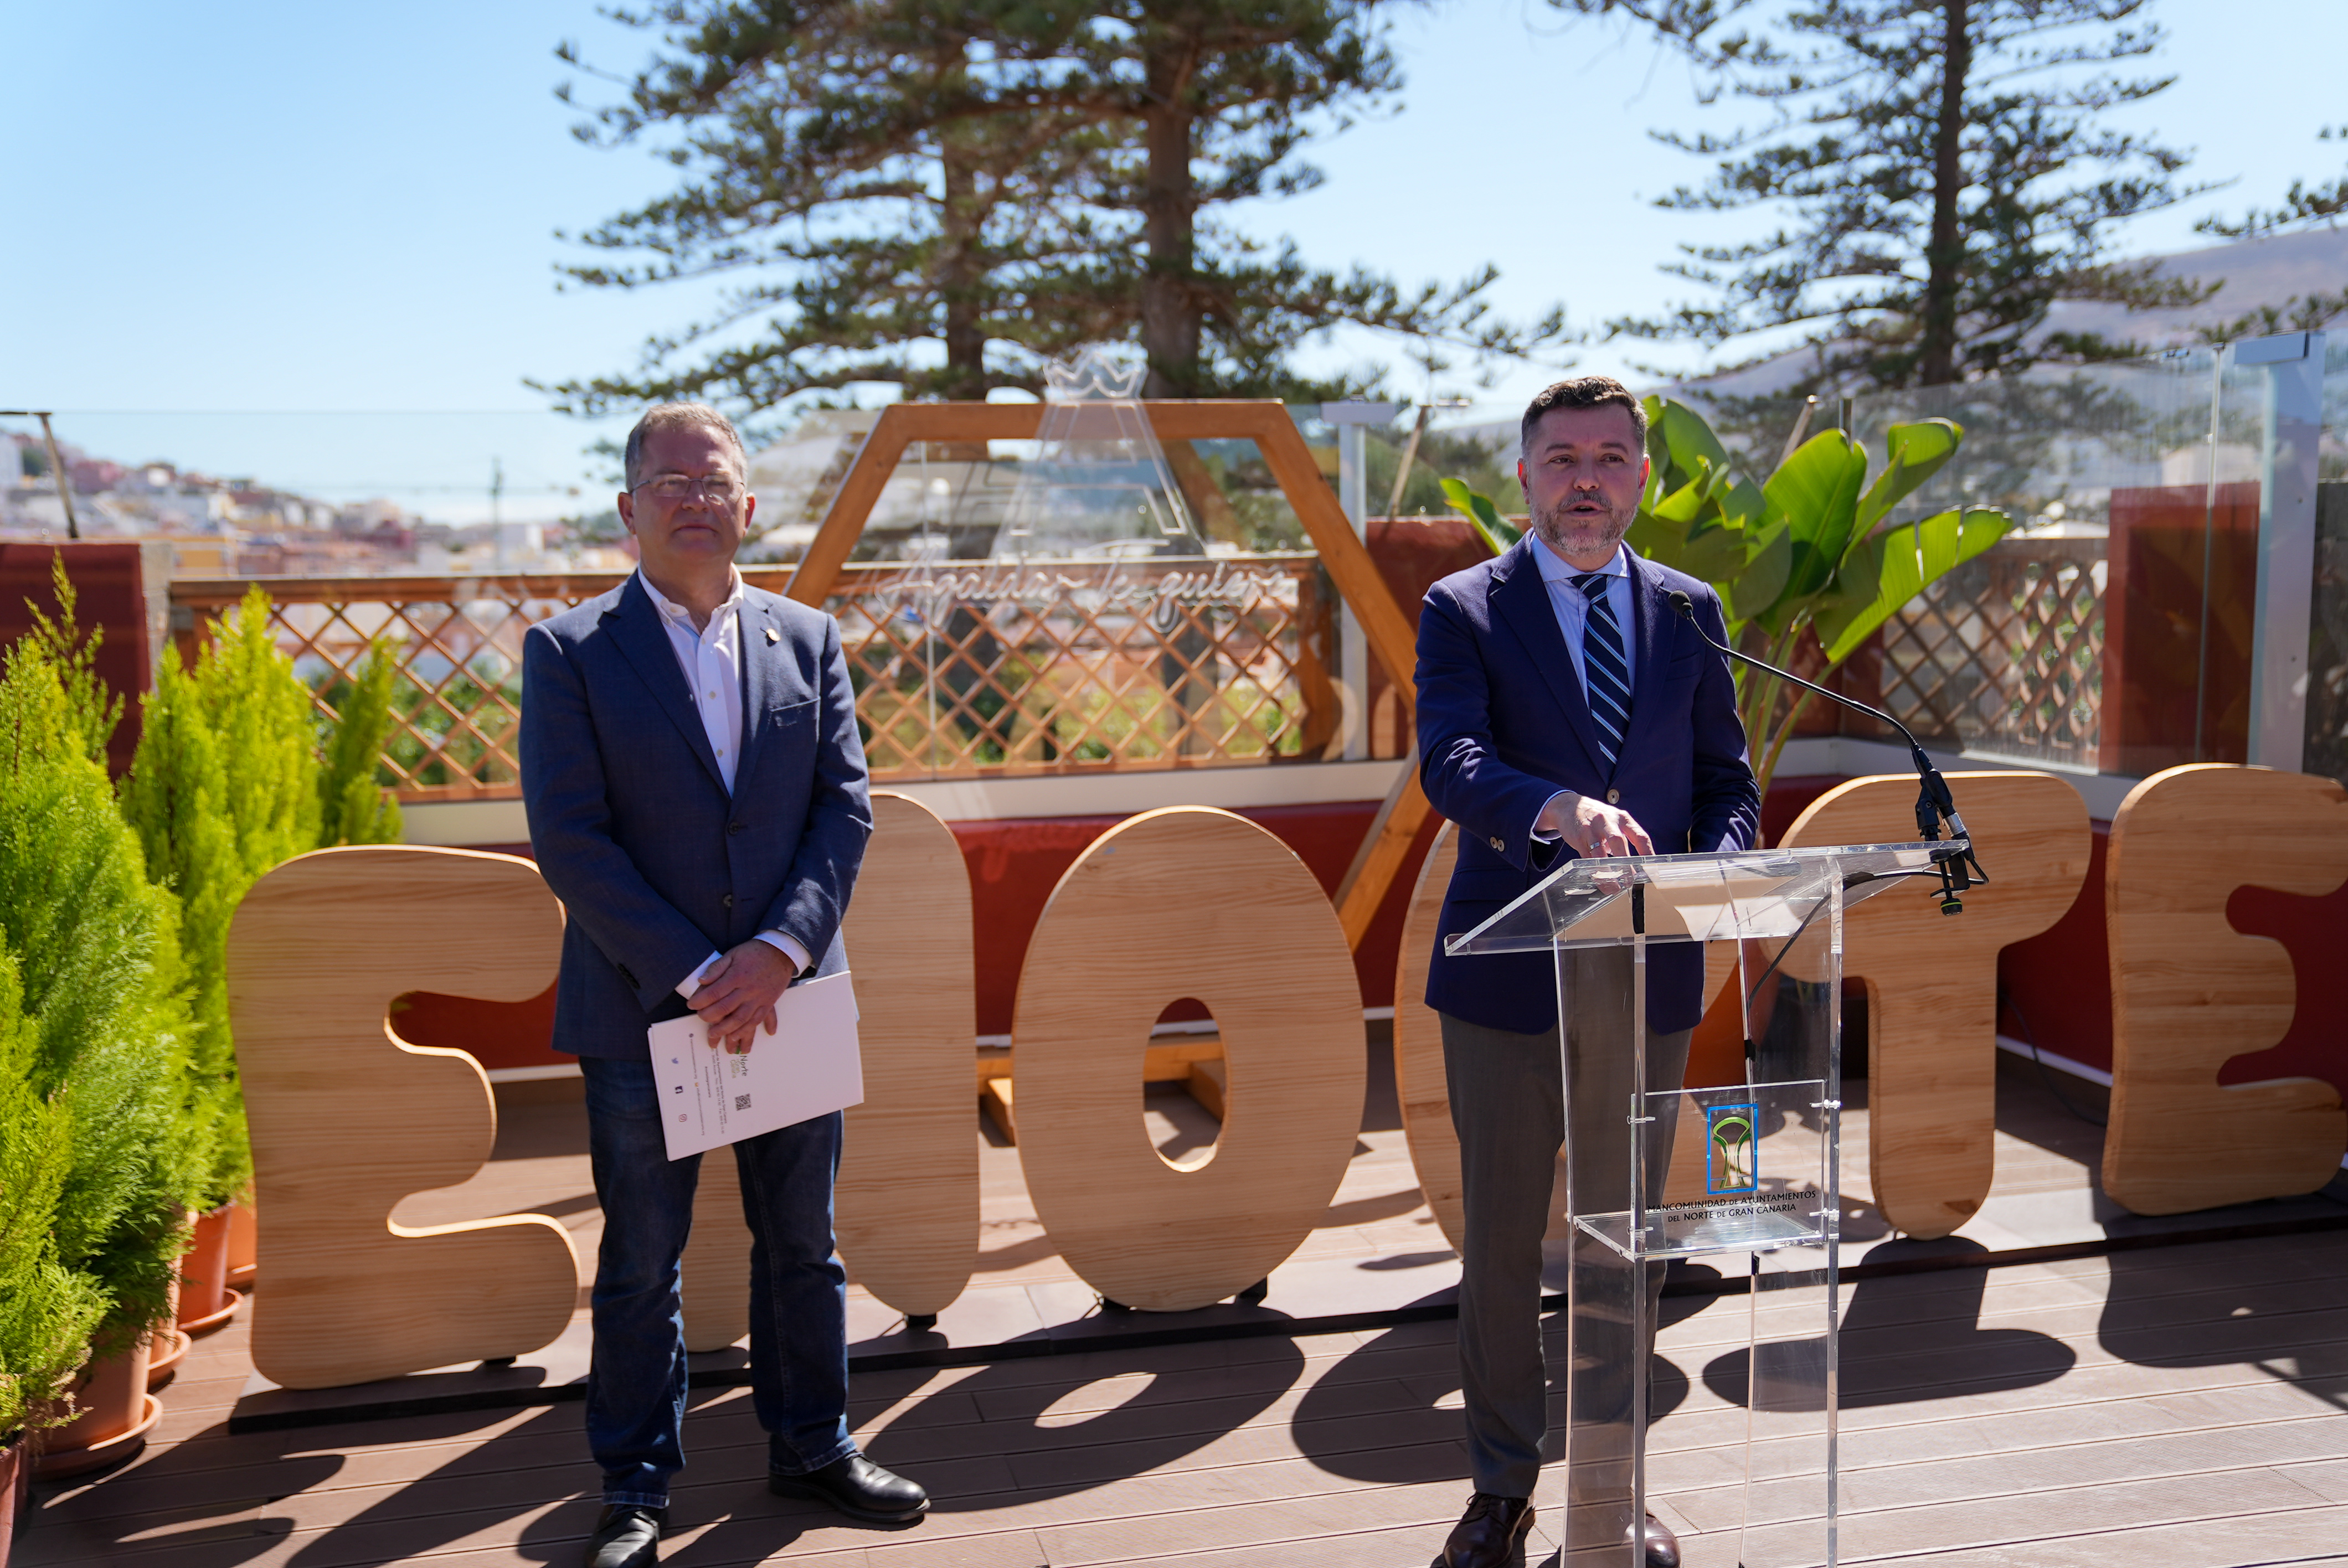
[1578, 1079, 1830, 1259]
[1443, 842, 1948, 957]
[996, 352, 1201, 558]
[1731, 874, 1842, 1568]
[827, 550, 1338, 779]
[1544, 872, 1846, 1566]
[1557, 940, 1647, 1566]
[1842, 349, 2231, 773]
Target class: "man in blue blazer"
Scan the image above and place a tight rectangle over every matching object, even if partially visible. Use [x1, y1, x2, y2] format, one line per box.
[1415, 377, 1760, 1568]
[521, 404, 925, 1568]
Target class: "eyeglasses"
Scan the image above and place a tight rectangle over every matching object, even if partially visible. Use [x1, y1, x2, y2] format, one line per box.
[633, 472, 744, 503]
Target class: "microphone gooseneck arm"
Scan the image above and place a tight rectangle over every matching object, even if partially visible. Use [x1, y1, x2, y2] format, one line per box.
[1665, 589, 1986, 913]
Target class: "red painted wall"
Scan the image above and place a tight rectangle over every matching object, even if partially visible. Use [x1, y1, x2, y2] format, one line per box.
[398, 798, 1449, 1070]
[1999, 823, 2348, 1100]
[0, 542, 159, 776]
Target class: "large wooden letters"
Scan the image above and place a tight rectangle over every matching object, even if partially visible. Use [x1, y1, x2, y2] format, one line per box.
[679, 791, 982, 1349]
[1781, 772, 2089, 1239]
[229, 847, 579, 1389]
[835, 793, 980, 1315]
[2104, 765, 2348, 1214]
[1393, 824, 1467, 1252]
[1013, 807, 1365, 1311]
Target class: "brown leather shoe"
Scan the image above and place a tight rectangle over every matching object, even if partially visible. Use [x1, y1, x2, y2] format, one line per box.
[1637, 1511, 1681, 1568]
[1441, 1493, 1535, 1567]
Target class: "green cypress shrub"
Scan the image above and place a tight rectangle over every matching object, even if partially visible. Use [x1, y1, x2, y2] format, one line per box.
[0, 949, 109, 1441]
[318, 639, 403, 847]
[120, 586, 320, 1210]
[0, 637, 198, 1349]
[18, 556, 122, 768]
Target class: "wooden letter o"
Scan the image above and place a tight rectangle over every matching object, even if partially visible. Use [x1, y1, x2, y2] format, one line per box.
[1782, 772, 2089, 1239]
[2105, 765, 2348, 1215]
[1013, 807, 1364, 1312]
[228, 847, 578, 1389]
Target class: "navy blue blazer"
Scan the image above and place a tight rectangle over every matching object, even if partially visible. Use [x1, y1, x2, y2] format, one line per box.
[1416, 537, 1760, 1035]
[519, 574, 873, 1060]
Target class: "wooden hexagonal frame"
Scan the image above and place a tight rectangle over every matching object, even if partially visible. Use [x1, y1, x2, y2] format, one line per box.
[780, 399, 1432, 945]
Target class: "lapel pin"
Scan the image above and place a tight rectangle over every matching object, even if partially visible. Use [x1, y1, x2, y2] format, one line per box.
[764, 627, 779, 644]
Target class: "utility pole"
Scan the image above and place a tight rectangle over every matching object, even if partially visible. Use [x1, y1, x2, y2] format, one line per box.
[2, 410, 81, 539]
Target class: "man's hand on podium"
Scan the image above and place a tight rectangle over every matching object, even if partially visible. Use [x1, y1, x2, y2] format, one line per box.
[1536, 790, 1655, 860]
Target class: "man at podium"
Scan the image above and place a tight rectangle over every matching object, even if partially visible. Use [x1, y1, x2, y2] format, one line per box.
[1414, 376, 1760, 1567]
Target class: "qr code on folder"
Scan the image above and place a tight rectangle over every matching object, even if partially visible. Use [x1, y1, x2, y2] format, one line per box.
[734, 1094, 751, 1112]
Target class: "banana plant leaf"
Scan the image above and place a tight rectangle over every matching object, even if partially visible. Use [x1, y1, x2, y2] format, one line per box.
[1855, 418, 1963, 535]
[1440, 477, 1522, 555]
[1758, 431, 1870, 625]
[1627, 465, 1751, 586]
[1813, 506, 2013, 663]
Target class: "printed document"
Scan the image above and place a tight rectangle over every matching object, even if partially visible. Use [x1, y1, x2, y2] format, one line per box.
[648, 971, 863, 1160]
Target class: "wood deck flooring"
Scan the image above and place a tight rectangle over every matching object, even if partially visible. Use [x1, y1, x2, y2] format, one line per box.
[16, 1048, 2348, 1567]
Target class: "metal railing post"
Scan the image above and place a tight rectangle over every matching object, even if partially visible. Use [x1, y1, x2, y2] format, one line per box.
[2239, 331, 2327, 773]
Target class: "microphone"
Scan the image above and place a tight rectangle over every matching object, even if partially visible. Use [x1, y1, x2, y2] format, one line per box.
[1665, 589, 1985, 913]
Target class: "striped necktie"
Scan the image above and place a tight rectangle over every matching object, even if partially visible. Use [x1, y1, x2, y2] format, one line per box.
[1571, 572, 1631, 770]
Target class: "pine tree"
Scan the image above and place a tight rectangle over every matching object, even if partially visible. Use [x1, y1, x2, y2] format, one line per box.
[2198, 125, 2348, 240]
[1006, 0, 1566, 396]
[541, 0, 1563, 412]
[2190, 123, 2348, 339]
[1560, 0, 2208, 394]
[544, 0, 1122, 408]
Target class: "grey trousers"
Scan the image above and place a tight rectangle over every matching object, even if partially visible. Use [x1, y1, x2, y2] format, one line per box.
[1441, 946, 1691, 1499]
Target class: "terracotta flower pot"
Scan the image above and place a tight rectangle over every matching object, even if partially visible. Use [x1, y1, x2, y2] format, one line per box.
[224, 1197, 257, 1290]
[35, 1337, 161, 1481]
[147, 1281, 189, 1390]
[177, 1203, 240, 1337]
[1, 1432, 28, 1567]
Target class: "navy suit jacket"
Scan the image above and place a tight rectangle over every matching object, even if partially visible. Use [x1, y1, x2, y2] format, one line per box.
[519, 574, 873, 1060]
[1416, 537, 1760, 1035]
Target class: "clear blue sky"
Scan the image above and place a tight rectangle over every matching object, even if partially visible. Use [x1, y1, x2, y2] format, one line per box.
[4, 0, 2342, 517]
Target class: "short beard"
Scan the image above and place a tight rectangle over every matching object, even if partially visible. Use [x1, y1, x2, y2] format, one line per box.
[1527, 493, 1633, 563]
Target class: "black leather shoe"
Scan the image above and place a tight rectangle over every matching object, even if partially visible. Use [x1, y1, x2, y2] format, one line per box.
[1441, 1493, 1535, 1567]
[768, 1452, 929, 1524]
[586, 1503, 664, 1568]
[1638, 1511, 1681, 1568]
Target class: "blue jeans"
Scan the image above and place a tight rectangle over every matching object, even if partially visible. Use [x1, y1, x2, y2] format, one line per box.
[580, 1056, 854, 1509]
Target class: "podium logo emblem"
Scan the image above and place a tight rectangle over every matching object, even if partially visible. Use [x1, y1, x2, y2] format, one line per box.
[1706, 1102, 1759, 1195]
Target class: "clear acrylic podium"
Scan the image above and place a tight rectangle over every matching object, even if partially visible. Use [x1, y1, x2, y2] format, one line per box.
[1445, 840, 1964, 1567]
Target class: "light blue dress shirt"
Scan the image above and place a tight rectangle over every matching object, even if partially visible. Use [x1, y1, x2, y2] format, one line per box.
[1530, 539, 1634, 843]
[1531, 537, 1635, 695]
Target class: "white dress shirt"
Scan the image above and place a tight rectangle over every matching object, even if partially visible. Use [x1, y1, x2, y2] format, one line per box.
[635, 569, 812, 996]
[1530, 540, 1634, 843]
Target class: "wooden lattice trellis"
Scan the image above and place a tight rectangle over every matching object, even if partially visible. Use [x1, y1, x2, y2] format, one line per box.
[831, 556, 1338, 778]
[784, 399, 1428, 945]
[1876, 536, 2106, 769]
[171, 574, 628, 802]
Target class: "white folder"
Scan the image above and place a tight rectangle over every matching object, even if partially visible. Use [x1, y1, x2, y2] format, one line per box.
[647, 971, 864, 1160]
